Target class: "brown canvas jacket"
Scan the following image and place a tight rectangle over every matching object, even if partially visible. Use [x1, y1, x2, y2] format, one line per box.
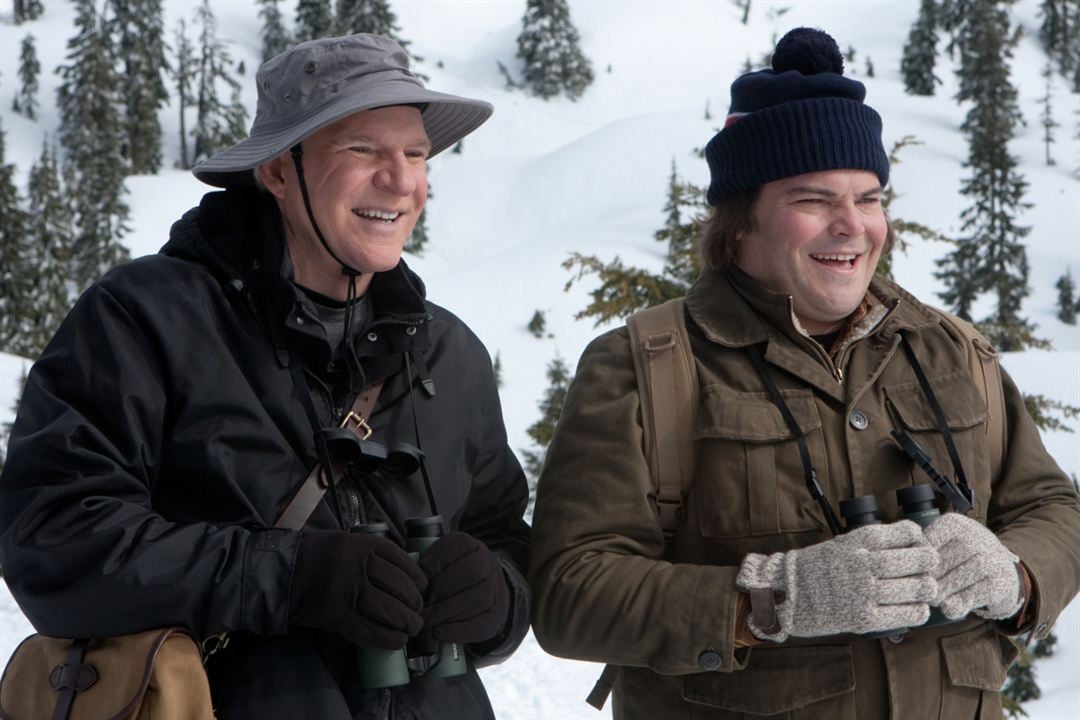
[530, 268, 1080, 720]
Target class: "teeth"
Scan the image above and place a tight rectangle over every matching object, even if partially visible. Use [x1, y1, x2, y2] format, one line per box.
[812, 254, 857, 262]
[355, 209, 401, 221]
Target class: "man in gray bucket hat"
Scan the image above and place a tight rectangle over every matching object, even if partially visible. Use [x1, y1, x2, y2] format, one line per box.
[0, 34, 530, 720]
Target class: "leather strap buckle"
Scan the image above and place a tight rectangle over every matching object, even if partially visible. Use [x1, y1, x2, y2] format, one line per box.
[339, 411, 373, 440]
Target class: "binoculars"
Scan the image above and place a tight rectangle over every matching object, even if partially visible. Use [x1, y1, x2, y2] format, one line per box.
[315, 428, 468, 688]
[840, 483, 953, 637]
[354, 517, 468, 690]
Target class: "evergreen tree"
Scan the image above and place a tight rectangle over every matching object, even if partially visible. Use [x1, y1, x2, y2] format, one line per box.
[936, 0, 1035, 351]
[296, 0, 334, 42]
[258, 0, 291, 62]
[1056, 269, 1077, 324]
[528, 310, 547, 338]
[111, 0, 170, 174]
[13, 34, 40, 120]
[0, 124, 33, 356]
[655, 160, 706, 287]
[56, 0, 131, 293]
[22, 141, 76, 358]
[901, 0, 941, 96]
[404, 169, 431, 256]
[173, 17, 197, 169]
[517, 0, 594, 101]
[1039, 0, 1079, 77]
[493, 352, 503, 390]
[192, 0, 249, 166]
[1040, 62, 1059, 166]
[13, 0, 43, 23]
[564, 168, 705, 325]
[1004, 634, 1058, 717]
[522, 355, 573, 492]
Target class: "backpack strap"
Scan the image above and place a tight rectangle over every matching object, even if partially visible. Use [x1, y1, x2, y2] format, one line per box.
[930, 308, 1006, 480]
[589, 299, 700, 711]
[626, 298, 700, 541]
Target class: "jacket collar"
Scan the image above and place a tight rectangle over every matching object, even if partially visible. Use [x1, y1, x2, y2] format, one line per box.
[163, 188, 432, 366]
[685, 267, 940, 350]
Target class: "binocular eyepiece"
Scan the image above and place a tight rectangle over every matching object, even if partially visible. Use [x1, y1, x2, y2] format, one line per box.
[354, 516, 468, 690]
[318, 428, 424, 477]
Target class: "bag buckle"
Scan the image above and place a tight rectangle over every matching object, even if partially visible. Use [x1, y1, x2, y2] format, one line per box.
[340, 411, 373, 440]
[200, 632, 230, 662]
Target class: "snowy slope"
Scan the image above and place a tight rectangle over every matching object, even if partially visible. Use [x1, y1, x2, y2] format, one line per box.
[2, 1, 1079, 718]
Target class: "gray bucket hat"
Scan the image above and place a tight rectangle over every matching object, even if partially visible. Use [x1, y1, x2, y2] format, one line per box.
[193, 33, 493, 188]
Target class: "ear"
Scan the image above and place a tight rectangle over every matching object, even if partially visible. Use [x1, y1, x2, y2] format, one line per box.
[256, 156, 288, 200]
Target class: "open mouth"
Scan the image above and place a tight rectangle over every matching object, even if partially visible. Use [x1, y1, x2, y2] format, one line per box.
[353, 208, 403, 225]
[810, 253, 859, 269]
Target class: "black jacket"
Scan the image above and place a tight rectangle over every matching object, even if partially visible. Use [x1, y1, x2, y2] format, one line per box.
[0, 188, 531, 719]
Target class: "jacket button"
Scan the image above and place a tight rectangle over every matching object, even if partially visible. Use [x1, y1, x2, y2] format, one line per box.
[405, 326, 417, 336]
[887, 633, 905, 644]
[698, 651, 722, 671]
[849, 410, 869, 430]
[367, 332, 378, 342]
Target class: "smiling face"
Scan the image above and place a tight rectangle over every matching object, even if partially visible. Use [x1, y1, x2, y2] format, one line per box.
[734, 169, 888, 335]
[258, 105, 431, 299]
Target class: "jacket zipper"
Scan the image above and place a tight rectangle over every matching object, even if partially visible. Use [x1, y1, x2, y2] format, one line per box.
[807, 337, 845, 384]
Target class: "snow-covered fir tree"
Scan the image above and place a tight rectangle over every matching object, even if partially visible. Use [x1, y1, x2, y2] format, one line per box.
[1057, 270, 1078, 324]
[403, 169, 430, 256]
[654, 159, 705, 288]
[522, 355, 573, 487]
[22, 141, 76, 358]
[936, 0, 1036, 351]
[1040, 61, 1059, 166]
[258, 0, 291, 62]
[901, 0, 941, 96]
[172, 17, 197, 169]
[192, 0, 248, 166]
[516, 0, 594, 101]
[296, 0, 334, 42]
[56, 0, 131, 293]
[13, 0, 43, 24]
[1039, 0, 1079, 77]
[338, 0, 398, 37]
[0, 124, 32, 356]
[111, 0, 170, 174]
[12, 34, 40, 120]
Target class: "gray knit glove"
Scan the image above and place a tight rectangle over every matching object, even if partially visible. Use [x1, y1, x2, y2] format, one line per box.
[735, 520, 938, 642]
[924, 513, 1023, 621]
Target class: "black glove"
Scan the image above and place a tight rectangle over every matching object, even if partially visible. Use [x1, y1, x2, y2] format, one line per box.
[417, 532, 511, 644]
[288, 529, 428, 649]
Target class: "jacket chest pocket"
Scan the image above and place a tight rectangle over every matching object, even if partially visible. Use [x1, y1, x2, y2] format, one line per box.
[884, 370, 990, 520]
[691, 384, 829, 538]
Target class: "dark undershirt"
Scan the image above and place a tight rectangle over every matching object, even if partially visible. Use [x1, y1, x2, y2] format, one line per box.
[812, 331, 841, 357]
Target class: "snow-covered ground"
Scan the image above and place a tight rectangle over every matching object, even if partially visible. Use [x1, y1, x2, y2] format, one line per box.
[2, 1, 1079, 717]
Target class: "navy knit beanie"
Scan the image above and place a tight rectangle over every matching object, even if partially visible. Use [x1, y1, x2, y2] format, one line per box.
[705, 27, 889, 204]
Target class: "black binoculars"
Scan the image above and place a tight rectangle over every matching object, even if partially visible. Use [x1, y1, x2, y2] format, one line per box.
[353, 517, 468, 689]
[840, 484, 953, 637]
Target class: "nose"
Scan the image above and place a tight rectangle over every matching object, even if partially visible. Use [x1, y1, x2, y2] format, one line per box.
[373, 154, 420, 197]
[829, 198, 866, 238]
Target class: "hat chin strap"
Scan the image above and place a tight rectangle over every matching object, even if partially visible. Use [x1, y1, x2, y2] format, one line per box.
[289, 144, 362, 280]
[289, 143, 364, 361]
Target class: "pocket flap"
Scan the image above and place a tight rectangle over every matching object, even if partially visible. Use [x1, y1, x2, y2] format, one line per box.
[695, 384, 822, 443]
[940, 624, 1013, 690]
[683, 645, 854, 714]
[886, 370, 988, 432]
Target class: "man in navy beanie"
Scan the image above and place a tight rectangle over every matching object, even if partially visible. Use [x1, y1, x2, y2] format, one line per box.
[530, 27, 1080, 719]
